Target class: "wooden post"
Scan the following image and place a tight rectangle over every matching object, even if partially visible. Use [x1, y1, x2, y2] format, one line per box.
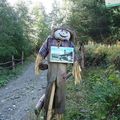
[47, 82, 56, 120]
[21, 51, 24, 64]
[12, 55, 15, 69]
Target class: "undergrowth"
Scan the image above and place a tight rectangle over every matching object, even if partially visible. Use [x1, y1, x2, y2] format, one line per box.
[85, 44, 120, 70]
[0, 56, 33, 87]
[64, 67, 120, 120]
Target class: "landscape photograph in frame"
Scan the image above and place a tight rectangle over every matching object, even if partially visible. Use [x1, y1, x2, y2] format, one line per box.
[50, 46, 74, 63]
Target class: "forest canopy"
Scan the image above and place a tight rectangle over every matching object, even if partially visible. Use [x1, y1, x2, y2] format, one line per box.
[0, 0, 120, 62]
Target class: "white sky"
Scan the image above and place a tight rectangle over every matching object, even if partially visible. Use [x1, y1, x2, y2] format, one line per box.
[7, 0, 63, 14]
[7, 0, 53, 13]
[105, 0, 120, 4]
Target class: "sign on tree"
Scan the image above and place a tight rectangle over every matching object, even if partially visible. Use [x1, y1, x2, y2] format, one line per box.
[105, 0, 120, 7]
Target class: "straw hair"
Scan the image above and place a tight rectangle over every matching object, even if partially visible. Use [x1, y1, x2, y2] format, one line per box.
[72, 61, 82, 85]
[35, 54, 43, 75]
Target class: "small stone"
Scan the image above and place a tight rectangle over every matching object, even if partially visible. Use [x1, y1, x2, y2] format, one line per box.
[1, 99, 5, 103]
[13, 105, 16, 108]
[8, 108, 12, 111]
[31, 90, 34, 93]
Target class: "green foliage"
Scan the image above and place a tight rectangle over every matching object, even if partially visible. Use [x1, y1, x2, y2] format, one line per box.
[0, 69, 17, 87]
[15, 1, 33, 56]
[107, 45, 120, 70]
[85, 44, 108, 67]
[0, 69, 15, 87]
[31, 3, 50, 51]
[63, 0, 120, 44]
[0, 0, 33, 62]
[65, 67, 120, 120]
[0, 0, 18, 61]
[0, 58, 31, 87]
[65, 80, 86, 120]
[85, 68, 120, 120]
[85, 44, 120, 70]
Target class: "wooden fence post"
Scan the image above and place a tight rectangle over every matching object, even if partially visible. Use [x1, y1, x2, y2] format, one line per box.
[12, 55, 15, 69]
[21, 51, 24, 65]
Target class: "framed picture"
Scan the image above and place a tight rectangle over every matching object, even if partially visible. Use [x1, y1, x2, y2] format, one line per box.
[50, 46, 74, 63]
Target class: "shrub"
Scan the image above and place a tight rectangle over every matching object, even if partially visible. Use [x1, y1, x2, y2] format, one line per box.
[107, 45, 120, 69]
[64, 67, 120, 120]
[85, 44, 108, 67]
[84, 44, 120, 70]
[84, 68, 120, 120]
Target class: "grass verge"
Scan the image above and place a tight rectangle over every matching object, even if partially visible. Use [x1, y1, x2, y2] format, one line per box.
[0, 56, 34, 87]
[64, 67, 120, 120]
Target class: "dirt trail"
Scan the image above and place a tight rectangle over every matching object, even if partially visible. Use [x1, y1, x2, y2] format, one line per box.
[0, 62, 47, 120]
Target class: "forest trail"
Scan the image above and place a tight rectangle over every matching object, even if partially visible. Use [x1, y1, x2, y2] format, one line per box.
[0, 62, 47, 120]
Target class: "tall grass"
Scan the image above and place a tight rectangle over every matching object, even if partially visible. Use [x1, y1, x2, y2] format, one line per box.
[84, 43, 120, 70]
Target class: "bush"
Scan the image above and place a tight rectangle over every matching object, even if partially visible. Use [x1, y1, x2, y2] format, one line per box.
[65, 67, 120, 120]
[85, 44, 120, 70]
[107, 46, 120, 70]
[112, 56, 120, 70]
[85, 44, 108, 67]
[83, 68, 120, 120]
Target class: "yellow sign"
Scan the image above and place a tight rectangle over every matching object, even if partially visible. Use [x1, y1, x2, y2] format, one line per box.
[105, 0, 120, 7]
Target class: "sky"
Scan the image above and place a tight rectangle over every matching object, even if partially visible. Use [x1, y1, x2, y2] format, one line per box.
[7, 0, 56, 14]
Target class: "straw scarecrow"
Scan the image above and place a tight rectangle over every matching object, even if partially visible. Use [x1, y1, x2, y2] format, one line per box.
[35, 27, 81, 120]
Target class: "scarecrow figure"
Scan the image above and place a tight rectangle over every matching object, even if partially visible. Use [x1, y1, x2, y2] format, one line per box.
[35, 27, 81, 120]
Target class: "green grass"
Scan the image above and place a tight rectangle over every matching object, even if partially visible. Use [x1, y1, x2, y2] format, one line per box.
[0, 56, 33, 87]
[64, 67, 120, 120]
[64, 73, 89, 120]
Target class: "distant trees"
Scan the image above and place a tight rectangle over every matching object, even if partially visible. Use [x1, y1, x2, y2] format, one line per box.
[105, 7, 120, 44]
[31, 3, 50, 51]
[0, 0, 50, 62]
[62, 0, 120, 44]
[0, 0, 17, 61]
[0, 0, 119, 63]
[0, 0, 32, 62]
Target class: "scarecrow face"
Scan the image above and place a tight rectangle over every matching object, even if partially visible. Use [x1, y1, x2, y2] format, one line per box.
[54, 29, 71, 41]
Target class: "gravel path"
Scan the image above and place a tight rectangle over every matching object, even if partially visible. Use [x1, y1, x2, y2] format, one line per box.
[0, 62, 47, 120]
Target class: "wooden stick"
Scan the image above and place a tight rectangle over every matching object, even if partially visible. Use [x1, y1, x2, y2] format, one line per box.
[47, 82, 56, 120]
[34, 94, 45, 116]
[66, 72, 72, 79]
